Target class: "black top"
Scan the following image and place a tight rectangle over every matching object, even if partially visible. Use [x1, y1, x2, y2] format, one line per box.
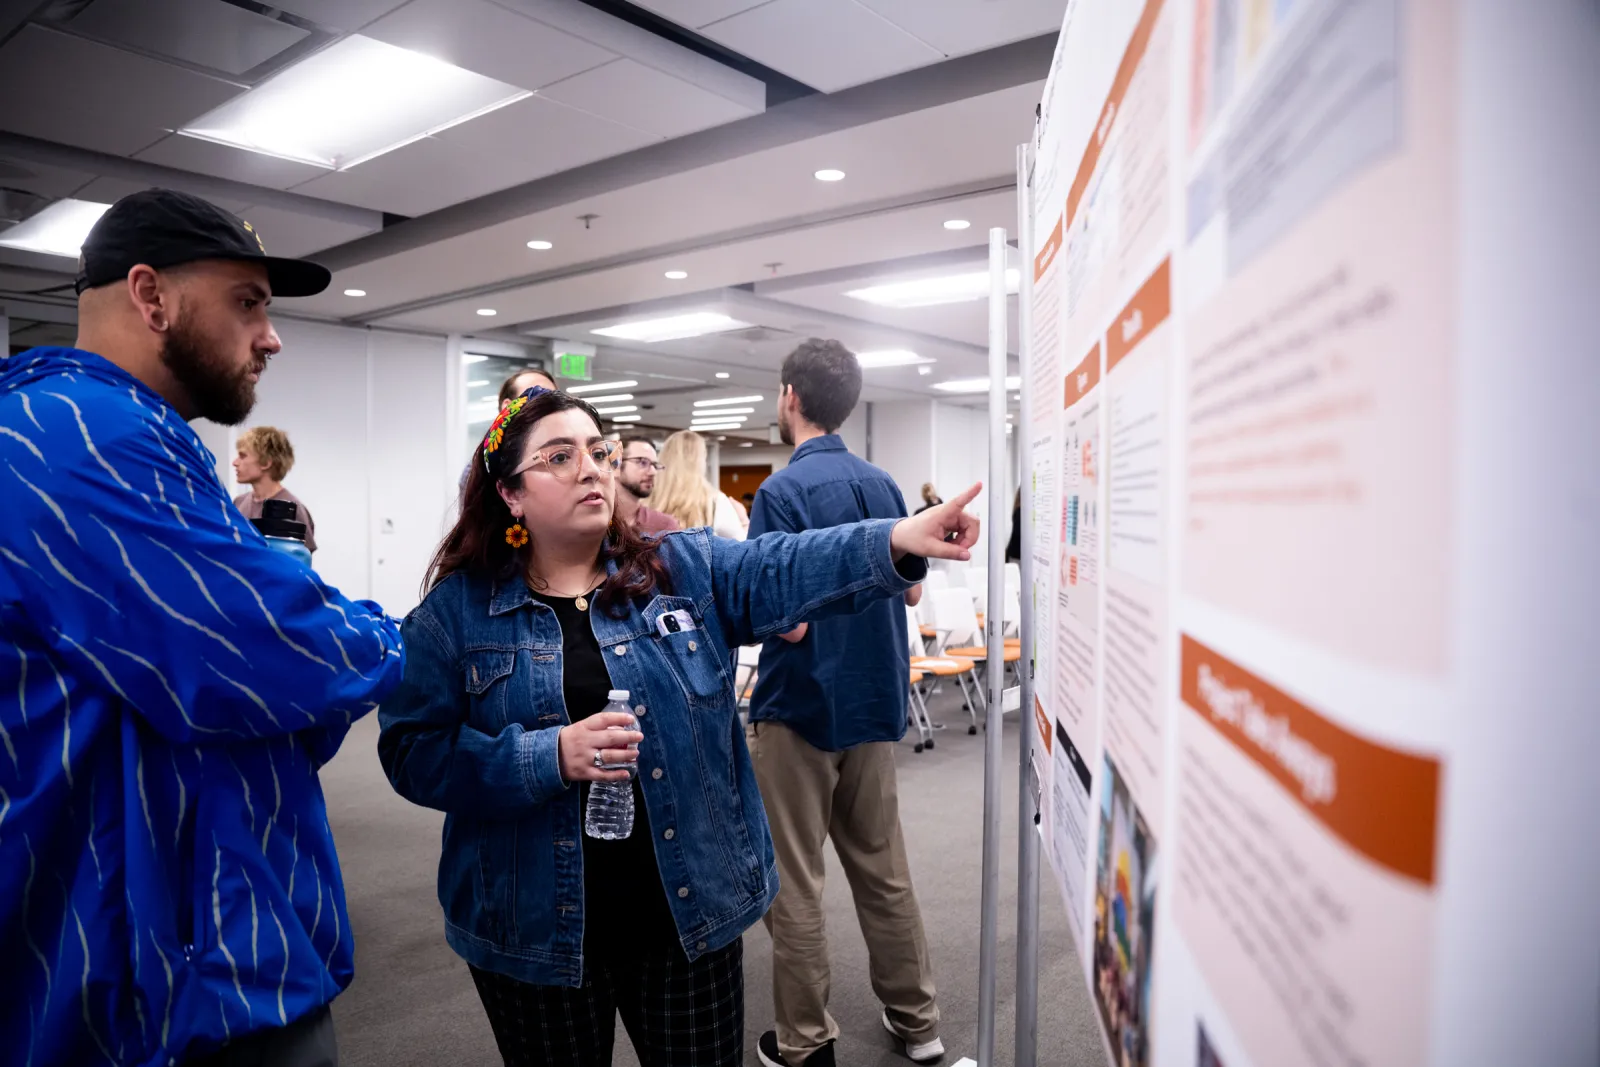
[531, 590, 680, 955]
[1006, 504, 1022, 562]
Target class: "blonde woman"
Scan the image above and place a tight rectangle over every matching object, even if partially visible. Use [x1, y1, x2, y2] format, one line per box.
[233, 425, 318, 553]
[655, 430, 748, 539]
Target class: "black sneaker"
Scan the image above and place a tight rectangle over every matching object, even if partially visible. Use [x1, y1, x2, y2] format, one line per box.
[757, 1031, 837, 1067]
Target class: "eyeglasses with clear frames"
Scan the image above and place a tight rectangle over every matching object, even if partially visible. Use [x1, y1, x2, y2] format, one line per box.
[621, 457, 665, 471]
[512, 440, 621, 482]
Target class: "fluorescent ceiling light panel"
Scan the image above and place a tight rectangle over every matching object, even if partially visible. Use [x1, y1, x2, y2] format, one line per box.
[611, 415, 642, 422]
[692, 422, 745, 431]
[463, 355, 489, 364]
[592, 312, 750, 343]
[178, 36, 531, 170]
[846, 268, 1020, 309]
[693, 395, 763, 408]
[567, 379, 638, 394]
[932, 376, 1023, 394]
[689, 406, 753, 416]
[856, 349, 934, 369]
[0, 198, 111, 258]
[467, 379, 490, 387]
[577, 393, 633, 404]
[664, 270, 688, 280]
[594, 405, 638, 415]
[692, 415, 747, 424]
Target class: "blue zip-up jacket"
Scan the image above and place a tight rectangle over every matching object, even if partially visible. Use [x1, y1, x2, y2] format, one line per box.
[378, 520, 926, 985]
[0, 348, 405, 1067]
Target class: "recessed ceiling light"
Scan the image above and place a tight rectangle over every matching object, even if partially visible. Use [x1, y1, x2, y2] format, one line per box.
[611, 414, 642, 423]
[0, 198, 111, 258]
[814, 168, 846, 182]
[527, 240, 553, 250]
[593, 311, 750, 343]
[693, 395, 764, 408]
[715, 372, 731, 379]
[594, 405, 638, 415]
[740, 441, 754, 448]
[476, 308, 498, 316]
[577, 393, 634, 404]
[567, 379, 638, 394]
[343, 288, 366, 297]
[847, 269, 1020, 309]
[177, 36, 530, 170]
[943, 219, 971, 231]
[932, 376, 1023, 394]
[717, 436, 728, 441]
[917, 365, 933, 376]
[664, 270, 688, 280]
[467, 379, 490, 387]
[856, 349, 935, 369]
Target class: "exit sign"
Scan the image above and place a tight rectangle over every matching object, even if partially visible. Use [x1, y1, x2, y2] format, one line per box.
[556, 350, 592, 380]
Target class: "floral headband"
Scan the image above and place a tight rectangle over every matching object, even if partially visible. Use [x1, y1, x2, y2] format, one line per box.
[481, 386, 552, 472]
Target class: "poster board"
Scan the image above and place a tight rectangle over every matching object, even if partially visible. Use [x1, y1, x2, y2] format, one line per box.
[1020, 2, 1600, 1066]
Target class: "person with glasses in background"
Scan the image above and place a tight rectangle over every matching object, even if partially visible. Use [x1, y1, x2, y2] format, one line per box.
[460, 367, 557, 492]
[614, 435, 679, 536]
[377, 386, 981, 1067]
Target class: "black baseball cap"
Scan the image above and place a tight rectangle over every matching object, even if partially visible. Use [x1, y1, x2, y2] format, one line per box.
[75, 188, 332, 298]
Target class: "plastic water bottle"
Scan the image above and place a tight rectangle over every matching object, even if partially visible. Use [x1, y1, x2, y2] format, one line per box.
[584, 690, 638, 841]
[251, 498, 312, 567]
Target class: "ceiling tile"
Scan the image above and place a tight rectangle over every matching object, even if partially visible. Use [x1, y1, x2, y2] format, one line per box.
[73, 177, 253, 216]
[539, 58, 757, 140]
[0, 156, 98, 201]
[855, 0, 1067, 56]
[69, 0, 309, 77]
[290, 95, 655, 215]
[135, 135, 332, 191]
[629, 0, 772, 29]
[262, 0, 411, 33]
[231, 204, 380, 260]
[364, 0, 616, 91]
[0, 26, 241, 157]
[700, 0, 942, 92]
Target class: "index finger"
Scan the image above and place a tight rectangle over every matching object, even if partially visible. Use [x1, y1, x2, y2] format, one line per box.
[586, 711, 638, 730]
[947, 481, 983, 510]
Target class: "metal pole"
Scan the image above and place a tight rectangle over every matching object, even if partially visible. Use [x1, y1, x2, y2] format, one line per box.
[1013, 141, 1042, 1067]
[976, 225, 1009, 1067]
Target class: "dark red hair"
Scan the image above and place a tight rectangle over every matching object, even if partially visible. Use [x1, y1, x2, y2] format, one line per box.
[425, 389, 671, 616]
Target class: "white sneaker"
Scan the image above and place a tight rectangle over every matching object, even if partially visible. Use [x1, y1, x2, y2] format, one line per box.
[882, 1009, 945, 1063]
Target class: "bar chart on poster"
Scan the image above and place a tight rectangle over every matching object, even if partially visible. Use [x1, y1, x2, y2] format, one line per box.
[1015, 1, 1599, 1066]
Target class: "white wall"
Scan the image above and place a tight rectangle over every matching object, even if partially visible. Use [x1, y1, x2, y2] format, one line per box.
[237, 317, 453, 615]
[870, 400, 937, 505]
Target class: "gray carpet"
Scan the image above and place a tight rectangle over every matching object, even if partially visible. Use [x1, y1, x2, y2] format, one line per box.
[321, 686, 1105, 1066]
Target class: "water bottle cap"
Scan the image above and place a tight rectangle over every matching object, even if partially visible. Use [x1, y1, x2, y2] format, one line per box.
[607, 689, 629, 702]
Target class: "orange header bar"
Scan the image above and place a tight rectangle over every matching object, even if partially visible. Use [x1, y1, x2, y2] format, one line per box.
[1064, 342, 1101, 409]
[1034, 215, 1064, 281]
[1180, 635, 1442, 885]
[1105, 257, 1171, 374]
[1065, 0, 1167, 229]
[1035, 697, 1053, 753]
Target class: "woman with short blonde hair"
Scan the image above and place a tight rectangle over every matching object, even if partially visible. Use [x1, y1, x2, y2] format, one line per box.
[653, 431, 747, 538]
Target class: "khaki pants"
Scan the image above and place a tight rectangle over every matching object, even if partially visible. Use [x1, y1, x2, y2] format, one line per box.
[749, 720, 940, 1064]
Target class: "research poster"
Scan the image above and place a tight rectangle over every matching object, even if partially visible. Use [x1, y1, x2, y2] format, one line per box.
[1023, 1, 1461, 1066]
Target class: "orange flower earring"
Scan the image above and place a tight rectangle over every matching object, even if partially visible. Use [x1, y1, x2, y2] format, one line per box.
[505, 522, 529, 548]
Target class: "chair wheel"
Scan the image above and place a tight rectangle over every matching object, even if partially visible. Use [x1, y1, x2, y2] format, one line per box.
[926, 739, 935, 750]
[968, 725, 977, 735]
[914, 743, 924, 753]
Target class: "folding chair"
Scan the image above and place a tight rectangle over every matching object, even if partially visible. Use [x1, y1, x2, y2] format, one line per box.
[932, 586, 1021, 722]
[907, 668, 935, 752]
[734, 645, 760, 720]
[915, 591, 986, 733]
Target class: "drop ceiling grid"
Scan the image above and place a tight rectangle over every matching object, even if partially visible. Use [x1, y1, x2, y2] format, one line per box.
[292, 81, 1039, 313]
[369, 193, 1023, 334]
[697, 0, 941, 93]
[362, 0, 619, 91]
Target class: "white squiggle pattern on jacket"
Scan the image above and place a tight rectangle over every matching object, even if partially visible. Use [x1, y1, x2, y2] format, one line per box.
[0, 425, 46, 464]
[205, 662, 284, 731]
[33, 531, 121, 615]
[74, 906, 116, 1064]
[145, 537, 230, 622]
[268, 899, 290, 1025]
[46, 391, 136, 493]
[197, 552, 337, 674]
[98, 639, 228, 737]
[212, 838, 252, 1020]
[48, 658, 73, 788]
[93, 517, 243, 658]
[12, 466, 81, 545]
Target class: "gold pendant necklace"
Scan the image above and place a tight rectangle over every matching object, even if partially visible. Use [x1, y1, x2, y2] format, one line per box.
[536, 568, 603, 611]
[574, 594, 589, 612]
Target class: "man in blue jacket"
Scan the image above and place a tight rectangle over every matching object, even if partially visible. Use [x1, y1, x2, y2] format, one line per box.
[0, 190, 404, 1066]
[748, 340, 943, 1067]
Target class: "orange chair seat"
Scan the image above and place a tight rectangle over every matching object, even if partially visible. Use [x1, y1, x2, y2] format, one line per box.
[910, 656, 975, 677]
[909, 669, 925, 685]
[919, 625, 937, 639]
[944, 645, 1021, 663]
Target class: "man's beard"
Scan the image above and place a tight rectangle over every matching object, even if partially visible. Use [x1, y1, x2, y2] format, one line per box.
[160, 314, 260, 426]
[778, 409, 794, 445]
[620, 475, 650, 500]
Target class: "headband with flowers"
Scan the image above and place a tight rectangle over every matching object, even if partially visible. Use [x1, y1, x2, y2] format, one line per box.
[481, 385, 552, 473]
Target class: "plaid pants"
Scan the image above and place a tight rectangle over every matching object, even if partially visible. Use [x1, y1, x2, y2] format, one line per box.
[468, 940, 744, 1067]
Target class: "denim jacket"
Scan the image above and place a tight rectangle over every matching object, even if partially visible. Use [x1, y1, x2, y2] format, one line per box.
[377, 519, 925, 985]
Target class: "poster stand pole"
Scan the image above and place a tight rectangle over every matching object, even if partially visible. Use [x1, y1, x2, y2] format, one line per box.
[975, 225, 1010, 1067]
[1012, 140, 1042, 1067]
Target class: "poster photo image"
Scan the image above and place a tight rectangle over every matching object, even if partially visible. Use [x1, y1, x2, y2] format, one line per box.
[1093, 754, 1157, 1067]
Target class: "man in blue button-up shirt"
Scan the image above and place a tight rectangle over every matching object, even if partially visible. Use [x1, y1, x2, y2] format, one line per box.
[748, 340, 944, 1067]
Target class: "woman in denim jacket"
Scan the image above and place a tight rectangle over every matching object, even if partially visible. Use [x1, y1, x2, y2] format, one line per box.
[378, 389, 980, 1066]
